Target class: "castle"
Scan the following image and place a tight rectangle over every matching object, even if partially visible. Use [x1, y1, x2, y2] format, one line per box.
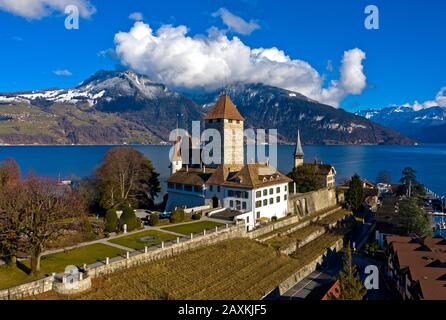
[166, 95, 336, 230]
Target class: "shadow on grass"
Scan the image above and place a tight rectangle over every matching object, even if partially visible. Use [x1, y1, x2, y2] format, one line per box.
[16, 260, 31, 275]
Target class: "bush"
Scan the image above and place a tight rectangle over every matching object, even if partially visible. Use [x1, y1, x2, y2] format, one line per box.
[105, 209, 118, 232]
[271, 216, 278, 222]
[192, 213, 202, 220]
[120, 205, 138, 232]
[150, 213, 160, 226]
[170, 209, 185, 224]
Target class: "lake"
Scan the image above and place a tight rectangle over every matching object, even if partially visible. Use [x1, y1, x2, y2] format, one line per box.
[0, 144, 445, 197]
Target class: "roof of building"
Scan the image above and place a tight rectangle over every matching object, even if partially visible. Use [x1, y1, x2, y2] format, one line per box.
[168, 163, 291, 189]
[386, 235, 446, 300]
[203, 95, 245, 121]
[294, 129, 304, 157]
[167, 166, 216, 186]
[207, 163, 292, 189]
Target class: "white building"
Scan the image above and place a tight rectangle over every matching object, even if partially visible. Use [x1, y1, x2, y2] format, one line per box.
[166, 95, 292, 230]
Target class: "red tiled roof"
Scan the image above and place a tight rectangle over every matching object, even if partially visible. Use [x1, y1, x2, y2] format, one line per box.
[203, 95, 245, 121]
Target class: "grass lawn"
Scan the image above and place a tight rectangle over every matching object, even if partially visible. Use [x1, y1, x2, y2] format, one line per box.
[0, 243, 124, 290]
[161, 221, 224, 235]
[108, 230, 177, 250]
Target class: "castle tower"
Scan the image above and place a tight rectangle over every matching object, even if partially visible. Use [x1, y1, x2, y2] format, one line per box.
[294, 129, 304, 169]
[171, 123, 183, 174]
[204, 95, 245, 165]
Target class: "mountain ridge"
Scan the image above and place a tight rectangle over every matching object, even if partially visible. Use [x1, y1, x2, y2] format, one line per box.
[0, 70, 415, 145]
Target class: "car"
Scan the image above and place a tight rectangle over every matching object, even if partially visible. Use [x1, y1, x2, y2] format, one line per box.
[159, 212, 171, 219]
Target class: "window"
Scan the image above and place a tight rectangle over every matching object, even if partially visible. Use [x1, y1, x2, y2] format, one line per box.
[276, 187, 280, 193]
[256, 191, 261, 198]
[255, 200, 262, 208]
[244, 191, 249, 199]
[228, 190, 234, 197]
[228, 119, 233, 123]
[284, 195, 288, 201]
[194, 186, 203, 193]
[269, 188, 273, 195]
[263, 199, 268, 206]
[285, 185, 288, 191]
[276, 196, 280, 203]
[263, 189, 267, 196]
[175, 183, 183, 190]
[242, 202, 247, 210]
[184, 185, 192, 192]
[256, 212, 260, 219]
[208, 119, 213, 124]
[209, 185, 214, 192]
[230, 200, 234, 208]
[236, 120, 240, 124]
[270, 198, 274, 205]
[168, 182, 174, 189]
[236, 200, 241, 210]
[217, 186, 221, 192]
[247, 216, 250, 223]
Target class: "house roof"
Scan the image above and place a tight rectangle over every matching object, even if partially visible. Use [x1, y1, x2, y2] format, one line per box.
[386, 235, 446, 300]
[169, 163, 291, 189]
[203, 95, 245, 121]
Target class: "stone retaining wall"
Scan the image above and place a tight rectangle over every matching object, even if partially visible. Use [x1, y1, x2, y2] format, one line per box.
[0, 275, 54, 300]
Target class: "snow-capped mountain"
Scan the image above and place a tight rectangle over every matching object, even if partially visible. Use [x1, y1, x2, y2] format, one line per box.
[356, 106, 446, 142]
[0, 70, 177, 106]
[0, 70, 414, 145]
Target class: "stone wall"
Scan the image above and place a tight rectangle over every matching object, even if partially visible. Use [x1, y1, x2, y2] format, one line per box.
[263, 238, 344, 298]
[0, 275, 54, 300]
[288, 188, 338, 217]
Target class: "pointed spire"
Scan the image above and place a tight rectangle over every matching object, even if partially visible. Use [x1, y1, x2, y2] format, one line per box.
[294, 129, 304, 157]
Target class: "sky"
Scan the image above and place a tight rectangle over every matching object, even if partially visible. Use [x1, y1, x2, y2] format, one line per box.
[0, 0, 445, 111]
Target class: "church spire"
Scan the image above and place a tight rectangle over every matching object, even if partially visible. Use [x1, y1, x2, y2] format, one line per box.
[294, 129, 304, 169]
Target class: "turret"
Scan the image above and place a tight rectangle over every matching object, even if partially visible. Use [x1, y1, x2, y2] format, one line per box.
[294, 129, 304, 169]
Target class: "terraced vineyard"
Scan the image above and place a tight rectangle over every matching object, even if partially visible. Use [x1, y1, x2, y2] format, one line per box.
[266, 224, 324, 250]
[78, 239, 302, 300]
[291, 233, 344, 265]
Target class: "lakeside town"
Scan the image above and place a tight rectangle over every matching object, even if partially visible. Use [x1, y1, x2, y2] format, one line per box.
[1, 95, 445, 300]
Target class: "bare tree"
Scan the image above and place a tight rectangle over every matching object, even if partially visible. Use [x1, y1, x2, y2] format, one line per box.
[95, 147, 160, 209]
[20, 175, 84, 275]
[0, 158, 20, 187]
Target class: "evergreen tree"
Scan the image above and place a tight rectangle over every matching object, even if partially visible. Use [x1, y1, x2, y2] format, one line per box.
[399, 167, 425, 198]
[287, 165, 323, 193]
[105, 209, 118, 232]
[335, 244, 367, 300]
[399, 198, 432, 236]
[346, 174, 364, 214]
[120, 205, 138, 232]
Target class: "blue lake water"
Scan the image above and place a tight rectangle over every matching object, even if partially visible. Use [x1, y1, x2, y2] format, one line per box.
[0, 144, 445, 197]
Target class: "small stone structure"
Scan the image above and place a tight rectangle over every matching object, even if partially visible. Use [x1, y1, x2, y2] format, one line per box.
[288, 188, 338, 218]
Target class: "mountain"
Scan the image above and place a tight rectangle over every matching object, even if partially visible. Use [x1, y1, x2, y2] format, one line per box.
[356, 106, 446, 142]
[193, 83, 415, 145]
[0, 70, 414, 145]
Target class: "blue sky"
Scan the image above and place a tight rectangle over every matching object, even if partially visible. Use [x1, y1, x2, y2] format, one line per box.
[1, 0, 445, 111]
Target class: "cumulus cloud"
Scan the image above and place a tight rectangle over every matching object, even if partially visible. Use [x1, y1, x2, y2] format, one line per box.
[129, 12, 143, 21]
[114, 22, 367, 107]
[400, 87, 446, 111]
[53, 69, 72, 77]
[212, 8, 260, 35]
[0, 0, 96, 19]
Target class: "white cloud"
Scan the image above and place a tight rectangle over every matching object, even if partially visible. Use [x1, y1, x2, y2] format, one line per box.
[114, 22, 367, 107]
[129, 12, 143, 21]
[0, 0, 96, 19]
[212, 8, 260, 35]
[400, 87, 446, 111]
[53, 69, 72, 77]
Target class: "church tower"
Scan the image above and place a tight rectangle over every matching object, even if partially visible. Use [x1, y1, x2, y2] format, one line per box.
[204, 95, 245, 166]
[294, 129, 304, 169]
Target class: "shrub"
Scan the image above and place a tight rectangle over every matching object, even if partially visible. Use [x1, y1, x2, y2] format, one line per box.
[120, 205, 138, 232]
[192, 213, 202, 220]
[150, 213, 160, 226]
[271, 216, 278, 222]
[105, 209, 118, 233]
[170, 209, 185, 224]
